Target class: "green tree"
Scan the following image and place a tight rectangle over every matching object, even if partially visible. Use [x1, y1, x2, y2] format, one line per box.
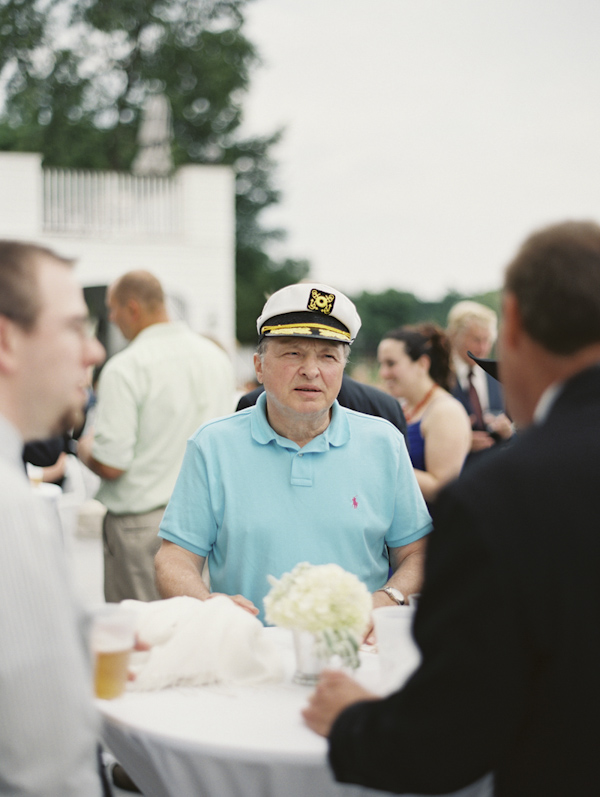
[350, 287, 501, 360]
[349, 289, 431, 359]
[0, 0, 308, 342]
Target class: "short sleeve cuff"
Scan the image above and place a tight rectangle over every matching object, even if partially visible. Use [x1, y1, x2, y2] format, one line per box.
[158, 529, 211, 558]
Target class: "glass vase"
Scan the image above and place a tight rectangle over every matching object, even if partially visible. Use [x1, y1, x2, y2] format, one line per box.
[292, 629, 329, 686]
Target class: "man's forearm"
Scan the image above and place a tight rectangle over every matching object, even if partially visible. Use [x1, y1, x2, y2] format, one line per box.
[385, 550, 427, 599]
[368, 541, 428, 626]
[154, 545, 210, 600]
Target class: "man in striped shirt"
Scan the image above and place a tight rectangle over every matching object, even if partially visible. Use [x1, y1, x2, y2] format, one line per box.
[0, 241, 106, 796]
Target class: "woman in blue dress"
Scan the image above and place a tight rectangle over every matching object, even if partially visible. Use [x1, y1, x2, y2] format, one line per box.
[378, 323, 471, 503]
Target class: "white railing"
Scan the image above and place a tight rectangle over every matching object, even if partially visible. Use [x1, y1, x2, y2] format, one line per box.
[43, 168, 182, 235]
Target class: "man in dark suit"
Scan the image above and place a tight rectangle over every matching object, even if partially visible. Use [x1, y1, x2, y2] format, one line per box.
[236, 373, 407, 436]
[448, 300, 513, 453]
[302, 220, 600, 796]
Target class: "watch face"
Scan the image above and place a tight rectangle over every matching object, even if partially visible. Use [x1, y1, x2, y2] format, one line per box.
[387, 588, 405, 604]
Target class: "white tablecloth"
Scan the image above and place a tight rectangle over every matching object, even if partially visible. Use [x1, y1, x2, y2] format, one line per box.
[99, 627, 492, 797]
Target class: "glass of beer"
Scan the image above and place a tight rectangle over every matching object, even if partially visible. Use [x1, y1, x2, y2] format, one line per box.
[26, 463, 44, 486]
[91, 605, 136, 700]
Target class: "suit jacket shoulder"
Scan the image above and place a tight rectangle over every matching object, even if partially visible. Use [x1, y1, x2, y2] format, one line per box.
[337, 377, 406, 435]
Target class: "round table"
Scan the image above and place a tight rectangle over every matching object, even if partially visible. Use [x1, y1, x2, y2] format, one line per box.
[98, 627, 492, 797]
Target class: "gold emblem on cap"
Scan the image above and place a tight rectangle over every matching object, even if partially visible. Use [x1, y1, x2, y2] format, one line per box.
[307, 288, 335, 316]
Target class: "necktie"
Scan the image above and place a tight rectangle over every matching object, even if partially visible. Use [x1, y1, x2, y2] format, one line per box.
[467, 369, 486, 431]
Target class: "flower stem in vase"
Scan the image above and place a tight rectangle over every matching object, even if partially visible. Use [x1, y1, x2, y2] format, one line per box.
[292, 629, 328, 686]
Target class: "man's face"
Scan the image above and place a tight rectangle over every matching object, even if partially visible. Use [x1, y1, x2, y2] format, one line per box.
[254, 337, 346, 420]
[497, 293, 527, 429]
[18, 257, 105, 439]
[452, 321, 495, 364]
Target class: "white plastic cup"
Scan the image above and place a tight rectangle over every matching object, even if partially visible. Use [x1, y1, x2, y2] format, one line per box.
[26, 463, 44, 486]
[90, 606, 136, 699]
[373, 605, 420, 694]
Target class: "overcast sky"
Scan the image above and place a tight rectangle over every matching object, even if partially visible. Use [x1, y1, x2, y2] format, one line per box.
[240, 0, 600, 300]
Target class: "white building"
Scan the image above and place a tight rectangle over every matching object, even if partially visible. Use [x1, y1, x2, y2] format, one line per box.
[0, 151, 236, 357]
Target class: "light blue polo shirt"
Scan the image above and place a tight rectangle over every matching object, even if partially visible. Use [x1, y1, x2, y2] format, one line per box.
[159, 392, 432, 622]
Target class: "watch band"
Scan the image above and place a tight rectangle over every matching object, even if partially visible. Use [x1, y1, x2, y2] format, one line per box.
[376, 587, 405, 605]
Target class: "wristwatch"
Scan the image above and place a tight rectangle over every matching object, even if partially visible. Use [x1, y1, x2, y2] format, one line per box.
[376, 587, 405, 605]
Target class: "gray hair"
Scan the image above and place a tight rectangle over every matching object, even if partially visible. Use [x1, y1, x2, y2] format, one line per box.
[256, 337, 350, 364]
[447, 300, 497, 340]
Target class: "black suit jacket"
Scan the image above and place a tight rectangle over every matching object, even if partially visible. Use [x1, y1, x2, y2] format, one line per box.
[236, 374, 406, 436]
[329, 365, 600, 796]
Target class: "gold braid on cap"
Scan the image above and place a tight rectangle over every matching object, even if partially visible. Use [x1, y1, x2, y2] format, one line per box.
[260, 322, 351, 341]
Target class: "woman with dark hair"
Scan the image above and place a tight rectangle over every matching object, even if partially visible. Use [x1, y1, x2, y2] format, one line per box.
[378, 323, 471, 503]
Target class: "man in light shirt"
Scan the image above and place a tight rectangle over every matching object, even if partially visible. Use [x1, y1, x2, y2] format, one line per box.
[0, 240, 107, 795]
[156, 282, 431, 627]
[78, 270, 235, 602]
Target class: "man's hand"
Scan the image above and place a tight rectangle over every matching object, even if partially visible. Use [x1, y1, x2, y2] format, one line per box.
[127, 635, 151, 681]
[41, 451, 68, 483]
[208, 592, 259, 616]
[470, 430, 496, 452]
[362, 540, 426, 644]
[484, 412, 514, 440]
[302, 670, 378, 737]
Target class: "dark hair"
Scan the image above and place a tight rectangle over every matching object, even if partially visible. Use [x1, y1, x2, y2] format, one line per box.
[504, 220, 600, 355]
[0, 241, 73, 330]
[383, 323, 453, 391]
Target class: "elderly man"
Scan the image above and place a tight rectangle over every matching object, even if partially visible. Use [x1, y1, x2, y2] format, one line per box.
[0, 241, 107, 795]
[303, 221, 600, 796]
[447, 300, 513, 452]
[78, 270, 235, 603]
[156, 283, 431, 625]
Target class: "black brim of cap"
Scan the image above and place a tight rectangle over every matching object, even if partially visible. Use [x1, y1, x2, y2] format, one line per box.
[259, 311, 351, 343]
[467, 351, 499, 382]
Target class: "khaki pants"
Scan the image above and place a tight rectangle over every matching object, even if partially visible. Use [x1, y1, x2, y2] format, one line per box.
[102, 507, 165, 602]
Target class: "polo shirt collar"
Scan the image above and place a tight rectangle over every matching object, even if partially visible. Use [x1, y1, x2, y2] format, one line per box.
[251, 391, 350, 451]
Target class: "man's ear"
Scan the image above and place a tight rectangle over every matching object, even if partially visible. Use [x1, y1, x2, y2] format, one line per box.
[253, 352, 264, 384]
[500, 292, 523, 351]
[0, 316, 20, 375]
[127, 298, 141, 321]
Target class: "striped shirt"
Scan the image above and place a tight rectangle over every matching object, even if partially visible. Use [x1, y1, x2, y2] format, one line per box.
[0, 414, 101, 796]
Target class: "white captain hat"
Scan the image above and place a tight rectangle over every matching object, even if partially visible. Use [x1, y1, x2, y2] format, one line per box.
[256, 283, 362, 344]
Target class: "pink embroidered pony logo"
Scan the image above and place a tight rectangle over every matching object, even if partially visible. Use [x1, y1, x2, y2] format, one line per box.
[352, 496, 358, 509]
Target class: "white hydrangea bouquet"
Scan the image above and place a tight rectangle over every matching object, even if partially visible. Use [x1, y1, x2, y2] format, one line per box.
[264, 562, 372, 676]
